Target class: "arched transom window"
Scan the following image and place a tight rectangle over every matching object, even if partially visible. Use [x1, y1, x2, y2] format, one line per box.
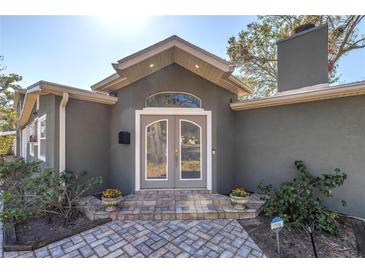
[145, 92, 202, 108]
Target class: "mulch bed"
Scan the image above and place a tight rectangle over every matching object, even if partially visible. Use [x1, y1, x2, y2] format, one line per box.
[238, 214, 361, 258]
[4, 212, 110, 251]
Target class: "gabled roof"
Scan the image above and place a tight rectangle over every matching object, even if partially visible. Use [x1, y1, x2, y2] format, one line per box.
[91, 35, 252, 96]
[230, 81, 365, 111]
[15, 81, 118, 128]
[12, 88, 27, 111]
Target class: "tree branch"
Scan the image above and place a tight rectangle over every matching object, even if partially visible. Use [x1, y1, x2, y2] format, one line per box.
[331, 16, 361, 64]
[249, 59, 277, 79]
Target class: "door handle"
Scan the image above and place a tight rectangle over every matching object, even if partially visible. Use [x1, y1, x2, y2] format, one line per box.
[175, 148, 178, 166]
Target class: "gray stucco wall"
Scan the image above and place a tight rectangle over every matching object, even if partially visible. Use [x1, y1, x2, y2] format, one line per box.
[234, 95, 365, 218]
[65, 98, 111, 191]
[24, 94, 58, 169]
[16, 130, 21, 156]
[110, 63, 236, 195]
[14, 69, 365, 219]
[277, 24, 328, 92]
[16, 94, 110, 191]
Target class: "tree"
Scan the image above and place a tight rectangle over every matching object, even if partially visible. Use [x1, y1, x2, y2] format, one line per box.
[0, 58, 22, 131]
[0, 58, 22, 155]
[227, 16, 365, 98]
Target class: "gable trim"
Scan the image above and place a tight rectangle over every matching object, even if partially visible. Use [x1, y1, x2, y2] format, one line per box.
[91, 36, 252, 96]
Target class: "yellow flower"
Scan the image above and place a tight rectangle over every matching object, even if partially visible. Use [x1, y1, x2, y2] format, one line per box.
[102, 188, 122, 198]
[231, 187, 250, 197]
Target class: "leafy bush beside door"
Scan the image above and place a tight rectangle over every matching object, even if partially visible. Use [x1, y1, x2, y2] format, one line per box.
[258, 160, 347, 235]
[0, 157, 103, 226]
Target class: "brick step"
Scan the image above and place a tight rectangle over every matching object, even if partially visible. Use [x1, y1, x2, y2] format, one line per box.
[110, 207, 260, 221]
[79, 192, 266, 222]
[122, 194, 231, 207]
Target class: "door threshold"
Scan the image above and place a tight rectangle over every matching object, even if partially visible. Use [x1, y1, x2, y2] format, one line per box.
[138, 188, 209, 191]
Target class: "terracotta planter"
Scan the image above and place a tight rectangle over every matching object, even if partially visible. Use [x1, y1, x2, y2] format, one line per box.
[229, 194, 250, 209]
[102, 196, 122, 212]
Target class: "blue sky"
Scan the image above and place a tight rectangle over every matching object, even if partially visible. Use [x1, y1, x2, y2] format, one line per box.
[1, 16, 364, 90]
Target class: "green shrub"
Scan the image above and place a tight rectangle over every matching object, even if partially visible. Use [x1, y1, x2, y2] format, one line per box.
[29, 169, 103, 225]
[0, 157, 40, 185]
[258, 160, 347, 235]
[0, 157, 41, 223]
[0, 135, 15, 156]
[0, 158, 103, 226]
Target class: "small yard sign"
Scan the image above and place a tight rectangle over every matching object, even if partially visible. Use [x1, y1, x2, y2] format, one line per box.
[271, 217, 284, 254]
[271, 217, 284, 232]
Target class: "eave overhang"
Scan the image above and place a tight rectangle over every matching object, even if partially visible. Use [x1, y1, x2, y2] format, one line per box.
[230, 81, 365, 111]
[12, 88, 26, 110]
[16, 81, 118, 128]
[91, 35, 252, 96]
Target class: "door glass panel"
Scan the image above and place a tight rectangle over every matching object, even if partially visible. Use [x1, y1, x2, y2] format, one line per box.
[146, 120, 167, 180]
[180, 120, 201, 179]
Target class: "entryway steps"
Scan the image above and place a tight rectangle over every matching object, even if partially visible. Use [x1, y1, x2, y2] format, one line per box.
[79, 190, 266, 222]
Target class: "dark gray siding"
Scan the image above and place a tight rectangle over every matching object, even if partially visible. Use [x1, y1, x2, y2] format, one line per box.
[110, 63, 236, 195]
[234, 95, 365, 218]
[65, 98, 111, 191]
[15, 130, 21, 156]
[25, 94, 58, 169]
[277, 24, 328, 92]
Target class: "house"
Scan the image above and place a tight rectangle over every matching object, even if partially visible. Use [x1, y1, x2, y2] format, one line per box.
[14, 24, 365, 218]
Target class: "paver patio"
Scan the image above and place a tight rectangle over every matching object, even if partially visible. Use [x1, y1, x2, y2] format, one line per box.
[0, 220, 3, 258]
[2, 219, 265, 258]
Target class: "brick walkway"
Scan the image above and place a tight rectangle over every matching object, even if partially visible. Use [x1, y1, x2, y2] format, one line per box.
[0, 220, 3, 258]
[3, 219, 265, 258]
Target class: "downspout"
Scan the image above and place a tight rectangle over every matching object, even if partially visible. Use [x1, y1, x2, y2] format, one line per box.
[59, 93, 69, 172]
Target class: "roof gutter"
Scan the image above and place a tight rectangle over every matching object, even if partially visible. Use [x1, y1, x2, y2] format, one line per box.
[230, 82, 365, 111]
[59, 93, 69, 172]
[15, 81, 118, 128]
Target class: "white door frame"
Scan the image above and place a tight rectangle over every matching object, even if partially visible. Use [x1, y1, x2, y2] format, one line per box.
[135, 107, 212, 192]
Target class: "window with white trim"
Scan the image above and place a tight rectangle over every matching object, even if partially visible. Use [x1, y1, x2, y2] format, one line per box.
[145, 92, 202, 108]
[38, 114, 46, 161]
[29, 121, 37, 157]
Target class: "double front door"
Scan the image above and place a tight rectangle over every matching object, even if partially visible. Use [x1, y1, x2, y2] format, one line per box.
[140, 115, 207, 189]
